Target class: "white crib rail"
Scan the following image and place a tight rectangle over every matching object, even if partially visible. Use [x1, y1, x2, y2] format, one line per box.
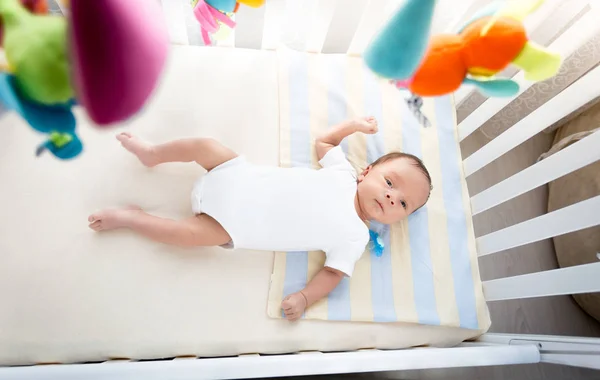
[0, 345, 541, 380]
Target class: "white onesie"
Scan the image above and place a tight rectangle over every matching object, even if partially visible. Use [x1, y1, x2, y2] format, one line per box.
[191, 146, 369, 276]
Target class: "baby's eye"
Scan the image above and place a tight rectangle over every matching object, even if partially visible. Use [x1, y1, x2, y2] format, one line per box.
[385, 178, 392, 187]
[400, 200, 407, 209]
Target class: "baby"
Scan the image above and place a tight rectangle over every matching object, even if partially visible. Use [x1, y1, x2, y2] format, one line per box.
[88, 117, 432, 321]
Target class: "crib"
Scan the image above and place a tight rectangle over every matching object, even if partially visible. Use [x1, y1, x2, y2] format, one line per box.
[1, 0, 600, 378]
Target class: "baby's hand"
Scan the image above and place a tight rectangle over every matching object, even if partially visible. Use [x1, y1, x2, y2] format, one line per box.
[354, 116, 378, 135]
[281, 292, 308, 321]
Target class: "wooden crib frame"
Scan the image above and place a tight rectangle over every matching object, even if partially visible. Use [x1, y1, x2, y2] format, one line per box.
[3, 0, 600, 378]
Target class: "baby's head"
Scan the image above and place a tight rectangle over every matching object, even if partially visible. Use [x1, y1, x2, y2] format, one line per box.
[356, 152, 432, 224]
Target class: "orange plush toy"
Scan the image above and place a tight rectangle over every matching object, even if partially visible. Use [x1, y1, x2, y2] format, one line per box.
[365, 0, 562, 101]
[408, 17, 528, 97]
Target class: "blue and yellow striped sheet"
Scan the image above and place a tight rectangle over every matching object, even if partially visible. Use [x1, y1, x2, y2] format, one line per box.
[267, 49, 490, 331]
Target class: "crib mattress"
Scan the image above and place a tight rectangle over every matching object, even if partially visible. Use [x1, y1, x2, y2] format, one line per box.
[0, 46, 481, 366]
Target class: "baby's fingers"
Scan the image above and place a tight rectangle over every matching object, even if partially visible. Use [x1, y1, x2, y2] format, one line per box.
[283, 306, 297, 315]
[281, 300, 293, 311]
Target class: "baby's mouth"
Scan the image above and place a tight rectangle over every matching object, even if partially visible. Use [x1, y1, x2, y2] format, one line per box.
[376, 200, 384, 213]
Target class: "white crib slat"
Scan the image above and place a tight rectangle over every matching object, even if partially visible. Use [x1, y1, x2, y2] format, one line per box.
[346, 0, 399, 56]
[454, 0, 587, 106]
[464, 64, 600, 177]
[261, 0, 285, 50]
[471, 131, 600, 215]
[234, 4, 266, 49]
[183, 2, 205, 46]
[161, 0, 190, 45]
[320, 0, 369, 53]
[484, 262, 600, 301]
[279, 0, 318, 51]
[304, 0, 337, 53]
[477, 195, 600, 257]
[457, 6, 600, 141]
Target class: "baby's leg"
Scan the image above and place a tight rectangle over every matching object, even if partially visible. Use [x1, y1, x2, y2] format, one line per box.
[88, 206, 231, 247]
[117, 133, 237, 171]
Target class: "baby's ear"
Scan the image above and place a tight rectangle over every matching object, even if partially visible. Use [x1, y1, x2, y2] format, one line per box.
[358, 166, 371, 183]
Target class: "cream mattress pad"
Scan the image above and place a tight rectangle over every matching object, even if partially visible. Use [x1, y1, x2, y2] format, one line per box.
[0, 46, 479, 365]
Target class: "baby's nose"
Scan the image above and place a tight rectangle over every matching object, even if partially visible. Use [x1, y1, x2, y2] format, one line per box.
[386, 193, 395, 206]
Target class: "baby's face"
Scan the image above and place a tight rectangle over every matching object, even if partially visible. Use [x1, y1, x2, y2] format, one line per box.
[356, 158, 430, 224]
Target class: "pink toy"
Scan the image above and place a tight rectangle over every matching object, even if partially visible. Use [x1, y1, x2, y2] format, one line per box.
[69, 0, 169, 125]
[193, 0, 236, 45]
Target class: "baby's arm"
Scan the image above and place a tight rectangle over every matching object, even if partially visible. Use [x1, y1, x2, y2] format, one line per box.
[281, 267, 344, 321]
[316, 117, 378, 161]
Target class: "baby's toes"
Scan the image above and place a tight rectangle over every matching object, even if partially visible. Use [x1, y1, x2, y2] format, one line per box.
[116, 132, 132, 142]
[89, 220, 102, 231]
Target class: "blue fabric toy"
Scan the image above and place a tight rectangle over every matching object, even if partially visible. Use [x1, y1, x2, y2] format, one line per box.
[368, 229, 385, 258]
[0, 73, 82, 160]
[363, 0, 436, 80]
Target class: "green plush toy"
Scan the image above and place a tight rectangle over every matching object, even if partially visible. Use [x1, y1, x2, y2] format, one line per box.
[0, 0, 73, 104]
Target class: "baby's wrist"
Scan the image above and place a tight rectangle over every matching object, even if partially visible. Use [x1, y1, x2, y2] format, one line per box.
[299, 290, 309, 308]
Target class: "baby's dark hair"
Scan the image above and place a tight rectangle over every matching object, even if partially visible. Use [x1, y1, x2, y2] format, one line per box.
[371, 152, 433, 210]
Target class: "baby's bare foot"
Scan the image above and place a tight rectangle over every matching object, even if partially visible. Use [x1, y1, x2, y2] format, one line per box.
[88, 206, 142, 232]
[116, 132, 158, 167]
[351, 116, 378, 134]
